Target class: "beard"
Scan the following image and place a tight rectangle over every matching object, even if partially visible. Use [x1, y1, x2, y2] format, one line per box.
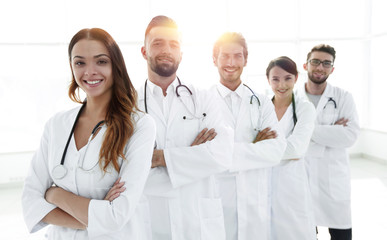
[149, 55, 180, 77]
[308, 71, 329, 85]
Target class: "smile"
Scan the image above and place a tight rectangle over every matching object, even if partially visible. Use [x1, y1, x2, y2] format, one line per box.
[85, 80, 102, 85]
[224, 68, 237, 73]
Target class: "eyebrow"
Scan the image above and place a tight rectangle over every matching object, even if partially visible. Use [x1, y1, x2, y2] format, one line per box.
[72, 54, 110, 60]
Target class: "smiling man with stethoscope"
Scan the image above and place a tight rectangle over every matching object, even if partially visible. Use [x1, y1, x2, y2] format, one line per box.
[210, 32, 287, 240]
[137, 16, 233, 240]
[297, 44, 360, 240]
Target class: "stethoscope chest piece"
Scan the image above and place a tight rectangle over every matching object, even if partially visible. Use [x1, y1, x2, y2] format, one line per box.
[52, 164, 67, 179]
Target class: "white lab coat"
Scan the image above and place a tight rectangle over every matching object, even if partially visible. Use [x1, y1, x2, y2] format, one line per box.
[270, 96, 317, 240]
[297, 83, 360, 229]
[22, 106, 156, 239]
[211, 83, 286, 240]
[137, 79, 234, 240]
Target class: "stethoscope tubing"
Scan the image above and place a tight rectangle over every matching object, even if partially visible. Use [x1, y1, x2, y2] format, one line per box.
[54, 102, 105, 179]
[143, 77, 205, 120]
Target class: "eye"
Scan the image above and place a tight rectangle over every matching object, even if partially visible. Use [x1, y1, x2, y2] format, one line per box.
[74, 61, 85, 66]
[153, 41, 163, 47]
[170, 42, 180, 49]
[97, 59, 108, 65]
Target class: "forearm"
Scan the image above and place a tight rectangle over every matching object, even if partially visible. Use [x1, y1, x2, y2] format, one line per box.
[42, 207, 86, 229]
[312, 124, 359, 148]
[46, 187, 91, 226]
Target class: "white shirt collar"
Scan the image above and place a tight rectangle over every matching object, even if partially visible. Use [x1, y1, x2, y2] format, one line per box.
[217, 82, 244, 98]
[147, 77, 179, 96]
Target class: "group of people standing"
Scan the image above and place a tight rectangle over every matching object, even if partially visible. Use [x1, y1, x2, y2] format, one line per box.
[22, 15, 360, 240]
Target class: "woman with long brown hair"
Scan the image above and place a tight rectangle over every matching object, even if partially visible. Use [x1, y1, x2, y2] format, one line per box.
[22, 28, 156, 239]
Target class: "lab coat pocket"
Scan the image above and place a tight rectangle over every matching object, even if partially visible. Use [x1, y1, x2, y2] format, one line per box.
[199, 198, 226, 240]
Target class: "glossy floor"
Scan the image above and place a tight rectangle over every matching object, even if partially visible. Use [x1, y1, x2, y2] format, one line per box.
[1, 157, 386, 239]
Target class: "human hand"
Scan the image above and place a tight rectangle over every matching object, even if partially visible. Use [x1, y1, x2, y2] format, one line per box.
[191, 128, 217, 146]
[334, 118, 349, 126]
[104, 177, 125, 202]
[151, 149, 166, 168]
[253, 127, 277, 143]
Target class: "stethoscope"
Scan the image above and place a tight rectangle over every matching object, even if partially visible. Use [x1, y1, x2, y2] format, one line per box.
[324, 97, 337, 109]
[272, 92, 298, 128]
[322, 97, 337, 125]
[144, 77, 206, 120]
[52, 103, 105, 180]
[243, 84, 262, 132]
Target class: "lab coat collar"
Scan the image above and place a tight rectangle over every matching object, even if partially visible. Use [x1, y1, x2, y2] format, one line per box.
[146, 77, 179, 97]
[137, 78, 179, 127]
[216, 82, 244, 99]
[300, 82, 334, 113]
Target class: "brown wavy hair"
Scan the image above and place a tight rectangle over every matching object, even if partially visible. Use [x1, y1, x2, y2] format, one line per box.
[68, 28, 138, 173]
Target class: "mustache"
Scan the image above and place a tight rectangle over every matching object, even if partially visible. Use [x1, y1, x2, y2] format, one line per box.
[156, 54, 174, 61]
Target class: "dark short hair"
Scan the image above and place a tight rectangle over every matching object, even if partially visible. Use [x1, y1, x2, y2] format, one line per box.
[144, 15, 178, 41]
[213, 32, 248, 60]
[266, 56, 298, 78]
[306, 44, 336, 62]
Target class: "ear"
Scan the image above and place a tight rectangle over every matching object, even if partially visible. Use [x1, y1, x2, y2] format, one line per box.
[295, 75, 298, 83]
[212, 56, 218, 67]
[244, 58, 247, 67]
[179, 51, 183, 62]
[330, 66, 335, 74]
[141, 46, 147, 60]
[303, 63, 307, 71]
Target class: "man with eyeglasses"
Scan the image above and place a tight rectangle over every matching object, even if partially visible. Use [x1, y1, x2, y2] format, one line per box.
[297, 44, 360, 240]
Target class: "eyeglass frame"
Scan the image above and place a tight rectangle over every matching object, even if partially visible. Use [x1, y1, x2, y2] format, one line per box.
[308, 59, 334, 68]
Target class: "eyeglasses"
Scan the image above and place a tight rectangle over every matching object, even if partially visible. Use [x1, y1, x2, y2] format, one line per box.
[308, 59, 334, 68]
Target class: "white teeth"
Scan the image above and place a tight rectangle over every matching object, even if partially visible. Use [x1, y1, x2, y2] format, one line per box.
[87, 80, 102, 85]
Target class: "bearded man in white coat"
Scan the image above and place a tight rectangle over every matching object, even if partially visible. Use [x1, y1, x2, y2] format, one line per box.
[299, 44, 360, 240]
[137, 16, 234, 240]
[210, 32, 287, 240]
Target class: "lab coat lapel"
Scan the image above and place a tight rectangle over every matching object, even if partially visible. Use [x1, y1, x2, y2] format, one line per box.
[138, 84, 167, 127]
[167, 94, 180, 129]
[214, 85, 235, 127]
[235, 87, 249, 129]
[315, 83, 334, 115]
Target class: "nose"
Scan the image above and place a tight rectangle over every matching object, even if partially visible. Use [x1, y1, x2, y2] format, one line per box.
[315, 62, 325, 70]
[85, 64, 97, 76]
[226, 56, 236, 66]
[161, 44, 172, 54]
[279, 80, 286, 88]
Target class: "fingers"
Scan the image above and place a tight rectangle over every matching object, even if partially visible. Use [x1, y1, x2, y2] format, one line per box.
[253, 127, 277, 143]
[335, 118, 349, 126]
[191, 128, 217, 146]
[191, 128, 207, 146]
[104, 180, 126, 202]
[201, 128, 217, 142]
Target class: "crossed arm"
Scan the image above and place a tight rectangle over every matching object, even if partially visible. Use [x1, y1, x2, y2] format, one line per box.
[42, 178, 125, 229]
[151, 128, 217, 168]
